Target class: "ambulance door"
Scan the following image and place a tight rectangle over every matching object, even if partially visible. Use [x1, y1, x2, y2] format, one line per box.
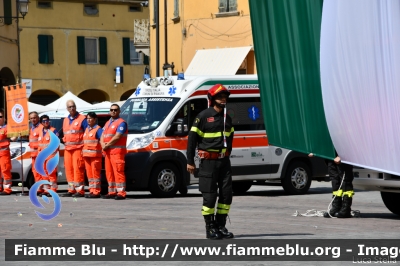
[167, 98, 207, 184]
[228, 97, 270, 179]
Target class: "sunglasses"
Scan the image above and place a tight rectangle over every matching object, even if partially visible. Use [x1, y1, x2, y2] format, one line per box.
[110, 109, 119, 112]
[67, 105, 76, 109]
[42, 120, 50, 123]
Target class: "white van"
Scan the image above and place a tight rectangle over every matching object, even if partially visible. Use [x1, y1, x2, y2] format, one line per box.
[116, 74, 328, 197]
[353, 168, 400, 215]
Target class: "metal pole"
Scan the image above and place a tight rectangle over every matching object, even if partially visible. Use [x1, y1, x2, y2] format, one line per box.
[20, 134, 27, 195]
[16, 1, 21, 82]
[16, 2, 27, 195]
[164, 0, 168, 66]
[155, 0, 160, 77]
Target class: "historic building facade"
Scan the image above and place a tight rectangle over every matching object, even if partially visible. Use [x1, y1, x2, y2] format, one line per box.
[0, 0, 150, 107]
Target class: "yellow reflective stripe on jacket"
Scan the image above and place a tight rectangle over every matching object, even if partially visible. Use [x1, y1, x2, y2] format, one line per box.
[191, 127, 204, 137]
[224, 127, 234, 137]
[191, 127, 225, 138]
[201, 206, 215, 216]
[206, 148, 227, 153]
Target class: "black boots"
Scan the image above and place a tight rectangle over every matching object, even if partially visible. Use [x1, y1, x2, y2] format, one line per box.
[204, 215, 222, 240]
[324, 196, 342, 218]
[336, 195, 352, 218]
[216, 214, 234, 238]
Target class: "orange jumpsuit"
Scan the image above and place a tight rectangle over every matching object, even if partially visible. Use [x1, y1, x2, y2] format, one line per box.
[0, 125, 12, 194]
[63, 114, 86, 195]
[82, 125, 103, 195]
[38, 127, 58, 192]
[29, 123, 43, 193]
[103, 118, 127, 197]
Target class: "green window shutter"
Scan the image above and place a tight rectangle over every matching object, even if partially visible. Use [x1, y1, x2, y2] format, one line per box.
[122, 38, 131, 65]
[3, 0, 12, 25]
[99, 37, 107, 64]
[143, 55, 149, 65]
[38, 35, 49, 64]
[48, 36, 54, 64]
[218, 0, 227, 13]
[228, 0, 237, 12]
[77, 36, 86, 64]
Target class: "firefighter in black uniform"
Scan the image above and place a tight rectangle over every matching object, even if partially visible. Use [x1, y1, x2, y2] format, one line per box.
[187, 84, 235, 240]
[309, 152, 354, 218]
[324, 154, 354, 218]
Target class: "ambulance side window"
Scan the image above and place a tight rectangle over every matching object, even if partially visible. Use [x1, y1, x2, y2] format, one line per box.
[228, 97, 265, 131]
[167, 98, 207, 136]
[188, 99, 207, 128]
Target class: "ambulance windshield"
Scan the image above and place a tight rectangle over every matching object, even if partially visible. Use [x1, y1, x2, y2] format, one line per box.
[120, 97, 180, 134]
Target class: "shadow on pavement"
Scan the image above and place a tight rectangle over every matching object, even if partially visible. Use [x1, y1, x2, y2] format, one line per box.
[235, 233, 314, 238]
[357, 213, 400, 220]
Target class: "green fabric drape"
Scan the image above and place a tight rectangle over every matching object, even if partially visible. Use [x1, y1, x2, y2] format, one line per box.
[249, 0, 335, 159]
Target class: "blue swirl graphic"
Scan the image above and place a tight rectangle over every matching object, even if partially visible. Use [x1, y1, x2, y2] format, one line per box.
[31, 130, 62, 220]
[46, 153, 59, 177]
[34, 130, 60, 176]
[29, 180, 62, 221]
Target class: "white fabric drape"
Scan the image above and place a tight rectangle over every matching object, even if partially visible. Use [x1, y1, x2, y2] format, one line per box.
[320, 0, 400, 175]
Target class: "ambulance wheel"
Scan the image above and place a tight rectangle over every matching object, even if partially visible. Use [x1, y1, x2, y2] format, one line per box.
[282, 161, 311, 195]
[149, 163, 179, 197]
[381, 192, 400, 216]
[26, 171, 35, 189]
[232, 181, 253, 194]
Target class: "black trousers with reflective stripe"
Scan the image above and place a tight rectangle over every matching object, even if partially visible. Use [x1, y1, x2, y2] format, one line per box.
[328, 161, 354, 191]
[198, 157, 232, 209]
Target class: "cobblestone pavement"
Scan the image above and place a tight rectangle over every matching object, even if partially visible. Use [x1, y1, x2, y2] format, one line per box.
[1, 181, 399, 266]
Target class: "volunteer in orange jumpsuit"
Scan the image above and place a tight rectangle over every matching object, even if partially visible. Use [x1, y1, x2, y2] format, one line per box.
[29, 111, 44, 195]
[83, 112, 103, 198]
[0, 109, 13, 195]
[100, 104, 127, 200]
[61, 100, 88, 197]
[37, 115, 59, 196]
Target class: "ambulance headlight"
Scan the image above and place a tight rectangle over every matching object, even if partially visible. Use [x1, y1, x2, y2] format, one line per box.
[10, 147, 26, 159]
[127, 132, 156, 149]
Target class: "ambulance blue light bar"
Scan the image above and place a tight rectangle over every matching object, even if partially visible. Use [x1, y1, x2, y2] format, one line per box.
[177, 73, 185, 80]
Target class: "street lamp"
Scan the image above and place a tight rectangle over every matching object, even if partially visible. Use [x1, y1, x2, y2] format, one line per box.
[18, 0, 30, 19]
[0, 0, 30, 24]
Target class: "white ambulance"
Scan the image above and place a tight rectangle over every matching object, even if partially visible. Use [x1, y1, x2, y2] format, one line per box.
[118, 74, 328, 197]
[353, 168, 400, 216]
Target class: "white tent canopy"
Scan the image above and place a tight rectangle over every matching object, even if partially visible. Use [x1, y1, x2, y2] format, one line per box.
[28, 102, 47, 113]
[45, 91, 93, 112]
[90, 101, 112, 109]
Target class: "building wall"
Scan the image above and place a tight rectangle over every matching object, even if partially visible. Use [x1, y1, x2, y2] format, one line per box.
[149, 0, 254, 77]
[0, 0, 18, 78]
[1, 0, 149, 105]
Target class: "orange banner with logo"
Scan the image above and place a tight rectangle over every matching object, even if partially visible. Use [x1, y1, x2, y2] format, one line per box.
[3, 83, 29, 137]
